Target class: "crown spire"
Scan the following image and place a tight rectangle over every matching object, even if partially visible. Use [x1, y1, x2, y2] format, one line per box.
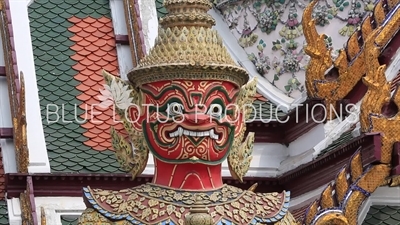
[160, 0, 215, 28]
[127, 0, 249, 88]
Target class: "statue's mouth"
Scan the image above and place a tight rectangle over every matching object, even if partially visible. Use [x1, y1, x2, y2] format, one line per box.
[168, 127, 219, 140]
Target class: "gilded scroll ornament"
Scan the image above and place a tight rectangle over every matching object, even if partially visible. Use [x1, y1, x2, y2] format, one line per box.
[303, 0, 400, 120]
[14, 72, 29, 173]
[122, 0, 145, 66]
[0, 1, 29, 172]
[40, 207, 46, 225]
[20, 182, 34, 225]
[359, 8, 400, 164]
[388, 175, 400, 187]
[302, 150, 390, 225]
[83, 183, 291, 225]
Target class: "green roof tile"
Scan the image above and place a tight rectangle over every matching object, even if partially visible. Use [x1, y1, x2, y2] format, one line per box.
[29, 0, 124, 174]
[61, 215, 79, 225]
[0, 201, 8, 225]
[363, 205, 400, 225]
[155, 0, 168, 19]
[316, 128, 356, 158]
[249, 99, 286, 121]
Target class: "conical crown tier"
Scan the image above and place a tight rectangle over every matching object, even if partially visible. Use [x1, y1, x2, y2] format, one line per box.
[128, 0, 249, 88]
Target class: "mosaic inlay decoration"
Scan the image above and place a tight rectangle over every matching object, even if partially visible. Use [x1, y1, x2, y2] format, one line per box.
[214, 0, 375, 98]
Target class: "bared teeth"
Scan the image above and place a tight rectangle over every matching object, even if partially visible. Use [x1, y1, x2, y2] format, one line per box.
[168, 128, 219, 139]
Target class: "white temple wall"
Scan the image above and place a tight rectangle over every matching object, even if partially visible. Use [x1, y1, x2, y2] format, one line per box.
[35, 197, 85, 225]
[109, 0, 133, 80]
[7, 198, 22, 225]
[9, 0, 50, 173]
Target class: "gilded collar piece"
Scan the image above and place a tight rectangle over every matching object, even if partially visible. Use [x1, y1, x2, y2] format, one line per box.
[83, 184, 290, 225]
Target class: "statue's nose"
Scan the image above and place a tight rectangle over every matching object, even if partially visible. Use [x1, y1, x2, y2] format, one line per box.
[185, 114, 209, 124]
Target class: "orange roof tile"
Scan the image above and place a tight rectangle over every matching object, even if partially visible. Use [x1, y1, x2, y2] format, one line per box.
[84, 17, 97, 24]
[76, 30, 91, 38]
[92, 30, 106, 38]
[70, 44, 84, 52]
[98, 26, 113, 33]
[68, 26, 82, 33]
[76, 83, 91, 92]
[76, 49, 92, 56]
[71, 54, 85, 61]
[87, 64, 102, 71]
[85, 36, 99, 43]
[84, 45, 100, 52]
[87, 54, 101, 62]
[80, 68, 94, 76]
[68, 16, 81, 23]
[70, 35, 83, 42]
[92, 21, 105, 28]
[253, 92, 268, 102]
[95, 59, 109, 67]
[93, 50, 108, 57]
[69, 16, 124, 151]
[77, 94, 91, 101]
[80, 58, 94, 66]
[98, 17, 110, 23]
[72, 63, 86, 74]
[77, 40, 92, 47]
[76, 21, 89, 28]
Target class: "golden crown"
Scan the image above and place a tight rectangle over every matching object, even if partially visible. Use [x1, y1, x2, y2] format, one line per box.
[127, 0, 249, 88]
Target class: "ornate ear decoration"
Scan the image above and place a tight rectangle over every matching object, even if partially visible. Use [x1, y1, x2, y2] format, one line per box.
[102, 70, 149, 178]
[228, 77, 257, 182]
[236, 77, 258, 121]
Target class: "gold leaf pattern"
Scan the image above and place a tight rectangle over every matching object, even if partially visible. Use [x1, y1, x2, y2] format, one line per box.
[85, 183, 289, 224]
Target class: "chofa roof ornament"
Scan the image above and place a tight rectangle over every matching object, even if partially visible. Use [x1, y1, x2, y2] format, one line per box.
[127, 0, 249, 88]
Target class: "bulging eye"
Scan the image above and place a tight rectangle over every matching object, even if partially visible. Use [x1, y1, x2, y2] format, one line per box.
[207, 104, 223, 117]
[167, 102, 184, 115]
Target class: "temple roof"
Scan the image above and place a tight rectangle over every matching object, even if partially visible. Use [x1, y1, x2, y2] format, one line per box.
[29, 0, 125, 173]
[363, 205, 400, 225]
[5, 0, 398, 179]
[0, 201, 8, 225]
[26, 0, 283, 174]
[61, 215, 79, 225]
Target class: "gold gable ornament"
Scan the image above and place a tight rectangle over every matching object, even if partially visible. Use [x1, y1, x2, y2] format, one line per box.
[303, 0, 399, 120]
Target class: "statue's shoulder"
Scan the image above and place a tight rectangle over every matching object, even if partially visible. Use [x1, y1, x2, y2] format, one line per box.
[82, 184, 291, 225]
[229, 185, 291, 224]
[78, 208, 115, 225]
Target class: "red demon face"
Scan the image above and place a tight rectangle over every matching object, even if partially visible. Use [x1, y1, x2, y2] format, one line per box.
[129, 80, 246, 165]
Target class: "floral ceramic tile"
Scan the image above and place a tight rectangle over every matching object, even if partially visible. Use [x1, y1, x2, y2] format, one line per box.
[214, 0, 374, 98]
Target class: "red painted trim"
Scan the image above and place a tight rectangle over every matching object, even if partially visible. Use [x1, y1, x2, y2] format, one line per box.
[249, 100, 325, 144]
[0, 128, 12, 138]
[0, 66, 5, 76]
[3, 0, 19, 87]
[391, 142, 400, 175]
[26, 176, 38, 225]
[379, 30, 400, 65]
[132, 2, 147, 56]
[279, 133, 379, 196]
[115, 34, 129, 45]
